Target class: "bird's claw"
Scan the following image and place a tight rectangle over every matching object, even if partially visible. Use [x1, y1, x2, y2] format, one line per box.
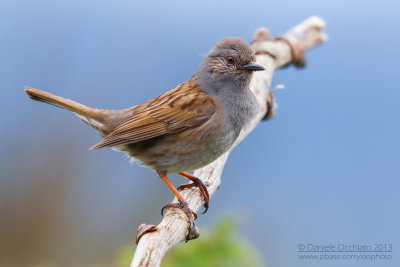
[136, 223, 158, 244]
[161, 199, 199, 241]
[177, 178, 210, 214]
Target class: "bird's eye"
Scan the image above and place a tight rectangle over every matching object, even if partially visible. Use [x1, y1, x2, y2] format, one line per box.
[226, 56, 235, 64]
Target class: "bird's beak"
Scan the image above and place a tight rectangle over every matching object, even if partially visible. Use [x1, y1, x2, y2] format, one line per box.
[242, 61, 265, 71]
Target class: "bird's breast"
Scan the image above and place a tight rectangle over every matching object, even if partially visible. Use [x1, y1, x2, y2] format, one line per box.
[222, 88, 260, 131]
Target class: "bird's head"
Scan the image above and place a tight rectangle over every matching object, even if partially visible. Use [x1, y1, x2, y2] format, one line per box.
[196, 37, 264, 93]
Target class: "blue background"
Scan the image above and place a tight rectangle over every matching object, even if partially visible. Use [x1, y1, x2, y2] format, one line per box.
[1, 0, 399, 266]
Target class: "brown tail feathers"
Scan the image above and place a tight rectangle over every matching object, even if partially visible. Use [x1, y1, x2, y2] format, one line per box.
[25, 86, 108, 130]
[25, 87, 100, 118]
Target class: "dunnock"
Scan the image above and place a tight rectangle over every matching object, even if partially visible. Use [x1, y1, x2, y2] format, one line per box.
[25, 37, 265, 241]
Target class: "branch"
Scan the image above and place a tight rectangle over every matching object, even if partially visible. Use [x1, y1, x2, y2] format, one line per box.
[131, 16, 327, 267]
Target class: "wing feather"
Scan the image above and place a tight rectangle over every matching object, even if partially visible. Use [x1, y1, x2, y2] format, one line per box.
[90, 79, 215, 150]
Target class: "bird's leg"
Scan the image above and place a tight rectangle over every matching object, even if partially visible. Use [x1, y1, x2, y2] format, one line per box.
[136, 171, 199, 243]
[177, 172, 210, 214]
[159, 171, 199, 241]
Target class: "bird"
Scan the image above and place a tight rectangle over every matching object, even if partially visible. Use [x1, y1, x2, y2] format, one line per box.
[25, 37, 265, 241]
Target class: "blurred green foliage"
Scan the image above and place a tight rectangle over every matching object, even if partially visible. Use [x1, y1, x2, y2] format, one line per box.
[115, 217, 261, 267]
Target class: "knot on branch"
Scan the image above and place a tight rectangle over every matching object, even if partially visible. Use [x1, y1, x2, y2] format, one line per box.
[262, 92, 276, 121]
[252, 28, 276, 59]
[275, 36, 306, 67]
[252, 28, 306, 67]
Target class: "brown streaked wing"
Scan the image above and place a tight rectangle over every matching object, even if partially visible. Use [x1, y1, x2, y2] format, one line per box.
[90, 79, 215, 149]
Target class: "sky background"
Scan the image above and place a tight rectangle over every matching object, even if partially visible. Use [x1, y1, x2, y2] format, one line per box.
[1, 0, 399, 266]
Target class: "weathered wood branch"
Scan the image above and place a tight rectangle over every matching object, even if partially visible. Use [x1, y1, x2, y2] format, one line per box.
[131, 16, 327, 267]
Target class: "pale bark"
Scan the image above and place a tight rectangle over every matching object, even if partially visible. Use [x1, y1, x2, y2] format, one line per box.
[131, 16, 327, 267]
